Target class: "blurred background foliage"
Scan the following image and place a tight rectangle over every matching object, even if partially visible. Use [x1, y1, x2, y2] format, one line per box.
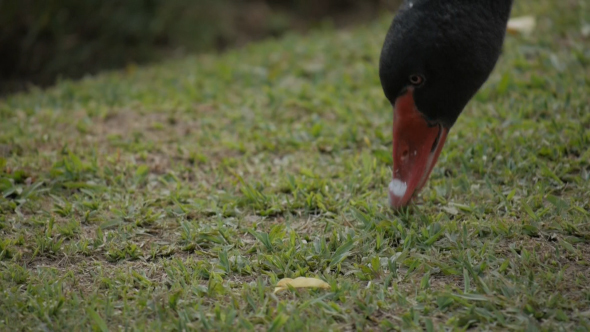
[0, 0, 401, 95]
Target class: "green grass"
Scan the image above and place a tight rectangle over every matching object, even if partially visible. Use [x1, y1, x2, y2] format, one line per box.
[1, 0, 589, 330]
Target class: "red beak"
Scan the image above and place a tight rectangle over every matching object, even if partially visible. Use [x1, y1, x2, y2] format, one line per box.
[389, 87, 449, 208]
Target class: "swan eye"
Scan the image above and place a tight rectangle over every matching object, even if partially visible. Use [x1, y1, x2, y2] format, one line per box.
[409, 74, 425, 86]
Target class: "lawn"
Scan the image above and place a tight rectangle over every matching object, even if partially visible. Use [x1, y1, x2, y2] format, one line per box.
[1, 0, 589, 330]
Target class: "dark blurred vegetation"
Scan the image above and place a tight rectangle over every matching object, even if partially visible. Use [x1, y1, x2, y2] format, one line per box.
[0, 0, 401, 95]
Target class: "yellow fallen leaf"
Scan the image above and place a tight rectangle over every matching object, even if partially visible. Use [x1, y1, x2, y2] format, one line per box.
[274, 277, 330, 293]
[507, 16, 536, 35]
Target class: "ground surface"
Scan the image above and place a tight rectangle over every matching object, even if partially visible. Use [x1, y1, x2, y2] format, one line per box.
[1, 0, 589, 330]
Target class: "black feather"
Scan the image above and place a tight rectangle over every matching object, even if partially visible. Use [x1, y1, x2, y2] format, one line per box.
[380, 0, 513, 127]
